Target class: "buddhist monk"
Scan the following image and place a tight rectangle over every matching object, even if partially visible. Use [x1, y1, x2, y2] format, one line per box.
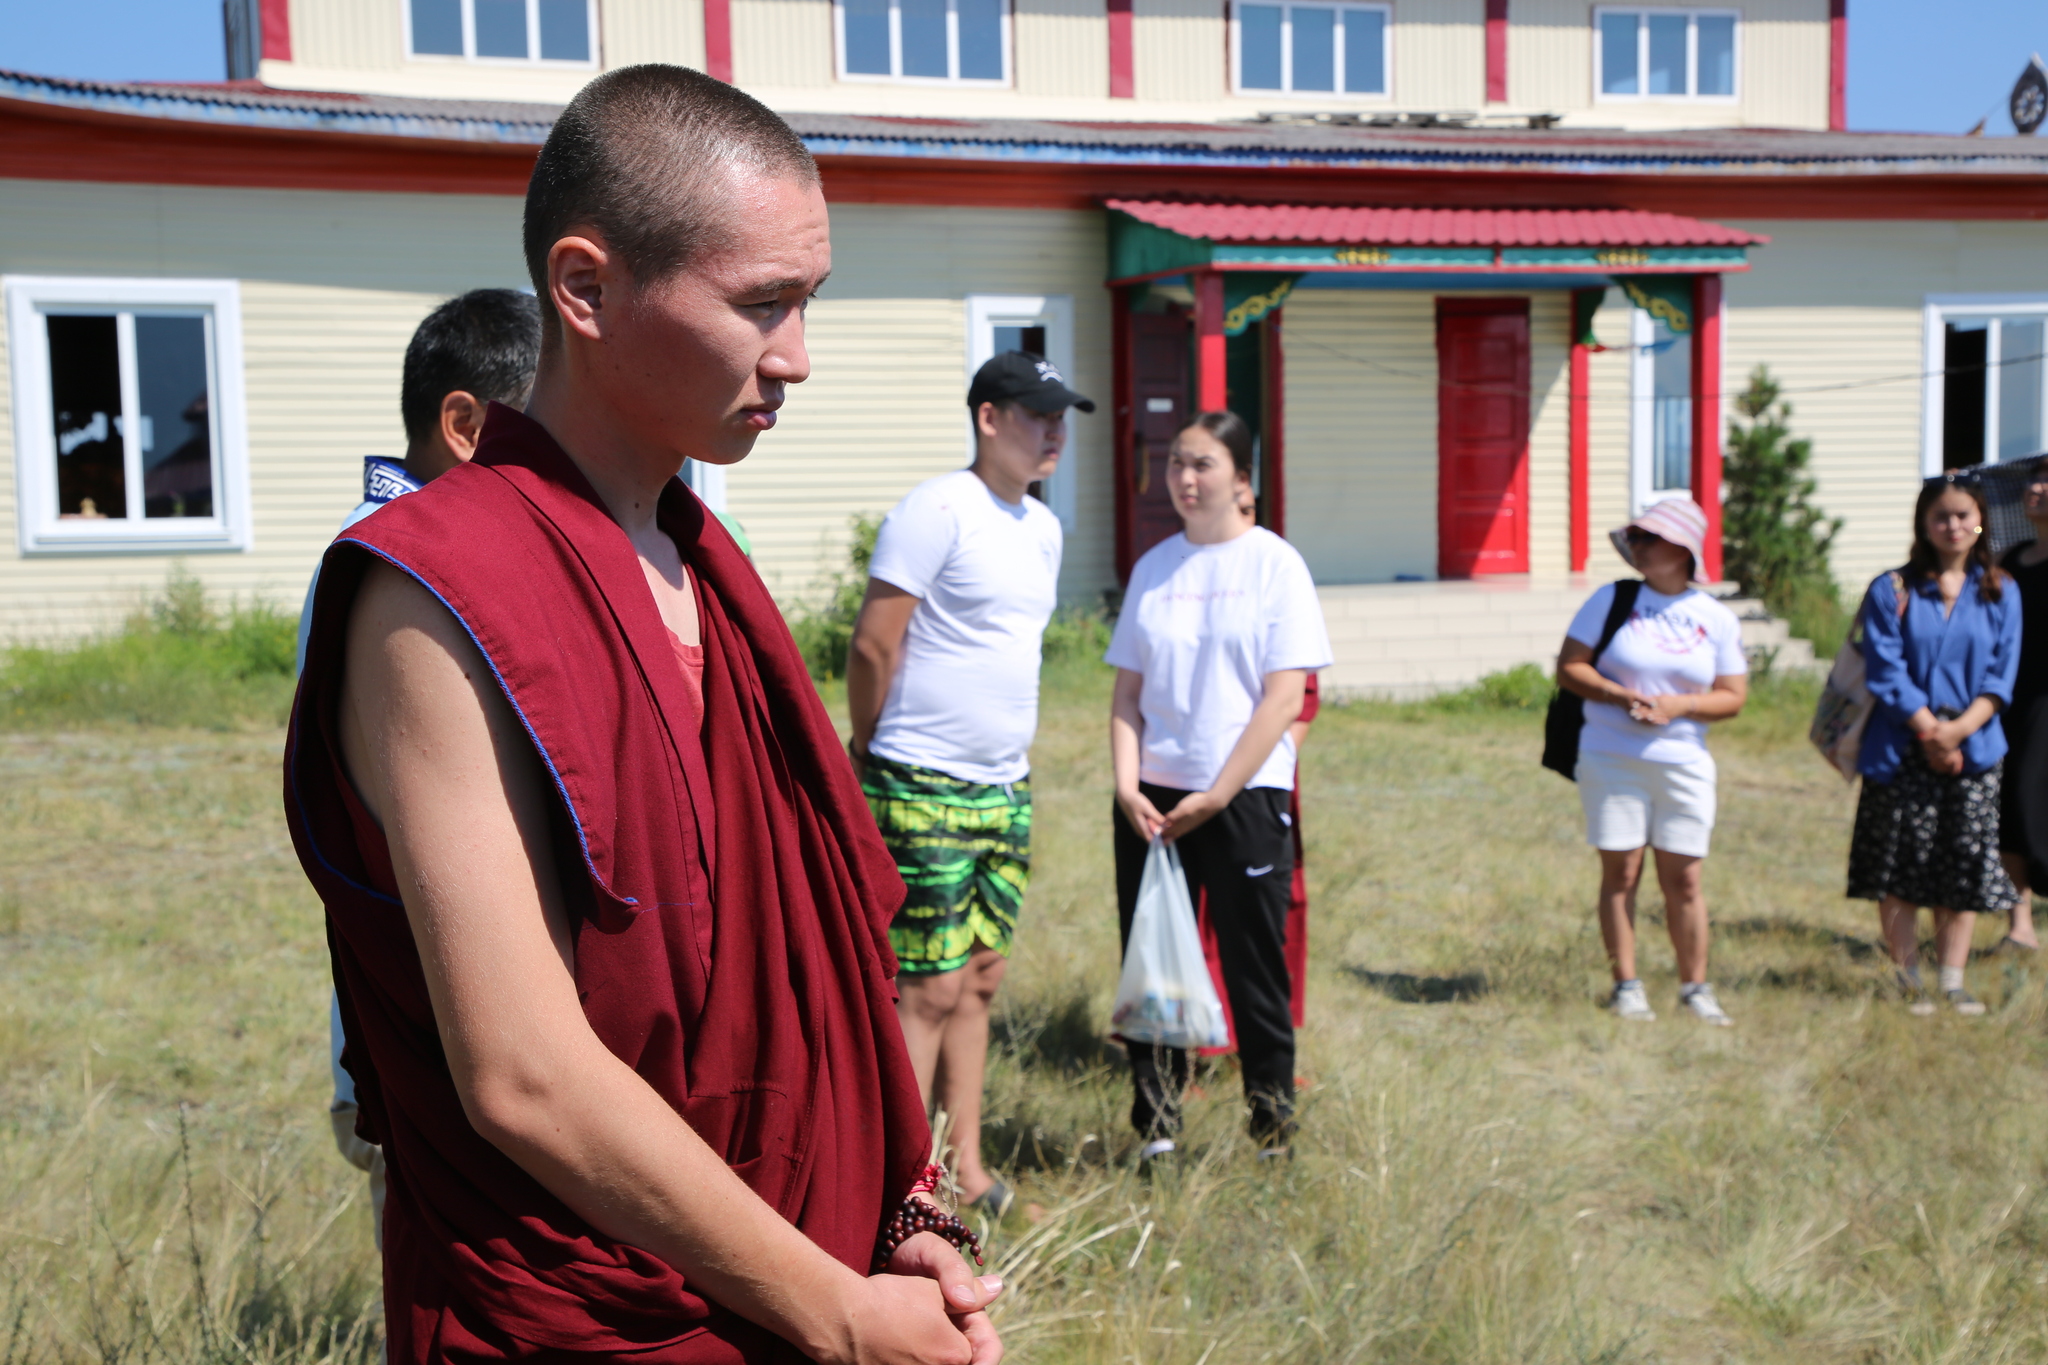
[285, 65, 1002, 1365]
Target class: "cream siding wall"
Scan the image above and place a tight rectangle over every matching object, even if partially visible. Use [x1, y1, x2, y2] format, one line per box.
[264, 0, 1826, 125]
[1393, 0, 1484, 111]
[1506, 0, 1829, 130]
[1017, 0, 1111, 99]
[734, 203, 1113, 606]
[607, 0, 708, 70]
[1719, 220, 2048, 596]
[1281, 290, 1439, 583]
[1281, 286, 1573, 585]
[1583, 295, 1634, 562]
[0, 187, 1112, 638]
[0, 180, 529, 639]
[1130, 0, 1225, 103]
[732, 0, 834, 87]
[1525, 291, 1571, 577]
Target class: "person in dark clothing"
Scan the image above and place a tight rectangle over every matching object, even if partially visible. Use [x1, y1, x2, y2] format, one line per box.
[1995, 457, 2048, 953]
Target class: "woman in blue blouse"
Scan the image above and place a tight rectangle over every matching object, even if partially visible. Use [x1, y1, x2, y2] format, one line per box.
[1848, 476, 2022, 1015]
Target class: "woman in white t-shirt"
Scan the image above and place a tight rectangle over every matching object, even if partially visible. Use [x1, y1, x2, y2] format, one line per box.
[1556, 498, 1748, 1027]
[1104, 411, 1333, 1163]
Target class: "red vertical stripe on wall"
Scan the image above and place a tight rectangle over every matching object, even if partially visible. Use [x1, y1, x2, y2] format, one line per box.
[1194, 271, 1227, 413]
[1108, 0, 1135, 99]
[1485, 0, 1508, 104]
[1690, 274, 1724, 583]
[1828, 0, 1848, 131]
[260, 0, 292, 60]
[1568, 289, 1594, 573]
[705, 0, 734, 82]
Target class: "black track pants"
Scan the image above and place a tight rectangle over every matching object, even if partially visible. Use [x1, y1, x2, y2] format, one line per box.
[1114, 782, 1296, 1142]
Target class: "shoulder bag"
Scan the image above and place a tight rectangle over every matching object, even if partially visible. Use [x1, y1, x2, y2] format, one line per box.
[1809, 569, 1908, 782]
[1542, 579, 1643, 781]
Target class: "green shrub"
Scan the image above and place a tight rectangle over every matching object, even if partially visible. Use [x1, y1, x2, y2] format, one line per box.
[1041, 607, 1112, 666]
[788, 514, 881, 680]
[0, 570, 298, 730]
[1723, 366, 1847, 654]
[1419, 662, 1555, 714]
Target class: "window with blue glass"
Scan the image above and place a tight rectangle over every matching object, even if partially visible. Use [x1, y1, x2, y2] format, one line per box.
[409, 0, 595, 64]
[1595, 8, 1736, 100]
[837, 0, 1009, 83]
[1234, 2, 1388, 96]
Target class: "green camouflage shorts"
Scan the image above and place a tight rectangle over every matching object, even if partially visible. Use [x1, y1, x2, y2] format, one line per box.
[860, 751, 1031, 975]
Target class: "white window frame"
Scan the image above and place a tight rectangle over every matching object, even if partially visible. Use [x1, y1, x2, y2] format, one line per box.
[1628, 306, 1697, 516]
[966, 293, 1077, 531]
[1921, 293, 2048, 477]
[833, 0, 1014, 86]
[683, 459, 728, 514]
[1592, 7, 1740, 104]
[6, 276, 251, 556]
[1230, 0, 1392, 100]
[403, 0, 600, 67]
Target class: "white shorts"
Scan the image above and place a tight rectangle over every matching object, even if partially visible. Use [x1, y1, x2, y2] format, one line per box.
[1575, 749, 1718, 858]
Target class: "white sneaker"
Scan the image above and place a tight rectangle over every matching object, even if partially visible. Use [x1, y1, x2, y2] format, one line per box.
[1609, 981, 1656, 1021]
[1680, 983, 1733, 1027]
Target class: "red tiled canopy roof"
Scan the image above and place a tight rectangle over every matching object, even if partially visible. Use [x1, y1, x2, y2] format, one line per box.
[1105, 199, 1768, 247]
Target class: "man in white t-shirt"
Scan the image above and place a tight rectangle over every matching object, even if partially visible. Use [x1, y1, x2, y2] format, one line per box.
[847, 350, 1092, 1215]
[297, 288, 543, 1240]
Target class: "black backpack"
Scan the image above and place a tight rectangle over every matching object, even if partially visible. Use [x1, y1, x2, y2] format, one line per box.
[1541, 580, 1643, 781]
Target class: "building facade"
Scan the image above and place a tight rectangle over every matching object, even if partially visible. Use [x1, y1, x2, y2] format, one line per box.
[5, 1, 2047, 692]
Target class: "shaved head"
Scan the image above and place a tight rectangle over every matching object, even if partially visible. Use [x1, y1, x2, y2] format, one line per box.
[522, 64, 820, 332]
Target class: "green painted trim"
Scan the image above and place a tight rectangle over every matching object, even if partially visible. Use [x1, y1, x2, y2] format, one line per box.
[1501, 245, 1749, 269]
[1108, 211, 1214, 281]
[1212, 243, 1496, 268]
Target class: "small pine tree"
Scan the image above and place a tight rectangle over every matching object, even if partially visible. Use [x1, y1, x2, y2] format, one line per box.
[1722, 366, 1847, 650]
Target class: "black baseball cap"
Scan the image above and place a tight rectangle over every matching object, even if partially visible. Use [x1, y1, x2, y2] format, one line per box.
[967, 351, 1095, 414]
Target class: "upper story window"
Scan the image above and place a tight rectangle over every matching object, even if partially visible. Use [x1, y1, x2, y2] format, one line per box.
[5, 277, 250, 555]
[1595, 8, 1737, 101]
[1233, 2, 1390, 97]
[409, 0, 596, 64]
[836, 0, 1011, 84]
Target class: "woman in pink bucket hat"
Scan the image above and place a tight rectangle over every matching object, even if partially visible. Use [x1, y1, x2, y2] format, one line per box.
[1554, 498, 1750, 1025]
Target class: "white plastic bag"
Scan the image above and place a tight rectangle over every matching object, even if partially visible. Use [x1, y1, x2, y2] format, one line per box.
[1110, 837, 1230, 1050]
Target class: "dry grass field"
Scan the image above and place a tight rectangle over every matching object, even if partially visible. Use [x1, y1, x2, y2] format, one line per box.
[4, 651, 2048, 1364]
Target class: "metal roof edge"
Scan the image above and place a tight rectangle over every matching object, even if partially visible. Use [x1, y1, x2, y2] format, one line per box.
[0, 68, 554, 146]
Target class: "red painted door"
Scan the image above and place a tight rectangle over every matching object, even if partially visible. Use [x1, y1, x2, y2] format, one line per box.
[1435, 298, 1530, 577]
[1120, 307, 1192, 579]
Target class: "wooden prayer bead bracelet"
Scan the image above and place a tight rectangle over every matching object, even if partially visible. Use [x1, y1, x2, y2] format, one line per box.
[872, 1163, 987, 1274]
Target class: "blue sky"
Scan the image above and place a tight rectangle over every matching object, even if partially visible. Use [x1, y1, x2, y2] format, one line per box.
[0, 0, 2044, 135]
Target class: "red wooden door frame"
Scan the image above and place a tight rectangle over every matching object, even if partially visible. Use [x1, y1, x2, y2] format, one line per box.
[1435, 296, 1531, 578]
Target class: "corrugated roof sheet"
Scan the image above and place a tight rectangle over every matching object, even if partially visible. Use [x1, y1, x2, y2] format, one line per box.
[1105, 199, 1768, 245]
[4, 68, 2048, 178]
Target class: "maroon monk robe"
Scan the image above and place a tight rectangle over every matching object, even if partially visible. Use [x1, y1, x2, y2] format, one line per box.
[285, 405, 930, 1364]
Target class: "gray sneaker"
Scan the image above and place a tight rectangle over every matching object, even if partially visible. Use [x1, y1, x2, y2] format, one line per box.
[1679, 982, 1733, 1027]
[1609, 981, 1656, 1021]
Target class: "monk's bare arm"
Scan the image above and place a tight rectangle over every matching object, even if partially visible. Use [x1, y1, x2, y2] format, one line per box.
[337, 561, 993, 1365]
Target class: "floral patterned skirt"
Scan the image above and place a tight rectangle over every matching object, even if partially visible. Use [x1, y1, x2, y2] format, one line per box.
[1847, 745, 2021, 914]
